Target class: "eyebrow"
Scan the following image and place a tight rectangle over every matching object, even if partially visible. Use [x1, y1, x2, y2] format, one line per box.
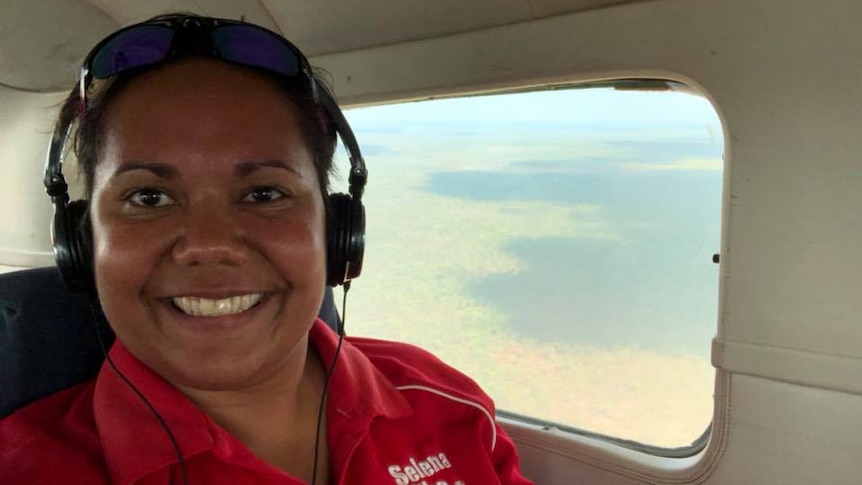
[112, 162, 177, 179]
[235, 160, 303, 178]
[110, 160, 302, 179]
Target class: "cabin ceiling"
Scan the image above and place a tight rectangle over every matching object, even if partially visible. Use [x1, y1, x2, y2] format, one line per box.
[0, 0, 650, 93]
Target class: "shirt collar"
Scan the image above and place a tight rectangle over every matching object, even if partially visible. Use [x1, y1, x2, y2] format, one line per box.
[311, 320, 413, 421]
[309, 320, 414, 463]
[93, 319, 413, 484]
[93, 340, 213, 485]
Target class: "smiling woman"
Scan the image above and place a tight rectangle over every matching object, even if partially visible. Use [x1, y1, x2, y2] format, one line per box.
[0, 13, 532, 485]
[89, 60, 329, 394]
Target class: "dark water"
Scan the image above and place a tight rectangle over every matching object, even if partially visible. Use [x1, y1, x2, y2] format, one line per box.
[423, 140, 723, 354]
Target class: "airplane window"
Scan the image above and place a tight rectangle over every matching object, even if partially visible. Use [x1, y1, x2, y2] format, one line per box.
[335, 81, 723, 449]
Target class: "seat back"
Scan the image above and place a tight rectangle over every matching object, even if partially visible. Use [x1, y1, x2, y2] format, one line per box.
[0, 266, 341, 418]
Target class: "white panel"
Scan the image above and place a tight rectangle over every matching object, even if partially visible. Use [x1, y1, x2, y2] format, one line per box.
[508, 374, 862, 485]
[0, 0, 278, 93]
[713, 338, 862, 396]
[0, 0, 116, 91]
[0, 264, 37, 274]
[307, 2, 724, 103]
[0, 86, 66, 266]
[527, 0, 649, 18]
[83, 0, 279, 30]
[708, 375, 862, 485]
[263, 0, 533, 55]
[707, 1, 862, 361]
[0, 0, 655, 92]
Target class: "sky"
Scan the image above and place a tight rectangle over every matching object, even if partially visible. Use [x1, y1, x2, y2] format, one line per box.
[346, 88, 723, 127]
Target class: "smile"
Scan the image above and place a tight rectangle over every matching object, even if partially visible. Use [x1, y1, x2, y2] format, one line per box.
[172, 294, 263, 317]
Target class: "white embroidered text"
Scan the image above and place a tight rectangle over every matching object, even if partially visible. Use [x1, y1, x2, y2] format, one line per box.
[388, 453, 456, 485]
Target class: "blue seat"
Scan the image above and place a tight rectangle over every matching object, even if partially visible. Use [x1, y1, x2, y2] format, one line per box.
[0, 266, 341, 419]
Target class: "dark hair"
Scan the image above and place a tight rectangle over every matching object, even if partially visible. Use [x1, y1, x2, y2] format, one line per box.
[55, 54, 337, 201]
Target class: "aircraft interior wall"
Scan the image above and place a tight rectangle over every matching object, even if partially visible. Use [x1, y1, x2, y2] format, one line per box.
[0, 87, 64, 271]
[310, 0, 862, 482]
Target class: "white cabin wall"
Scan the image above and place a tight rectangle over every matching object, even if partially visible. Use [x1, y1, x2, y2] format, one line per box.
[0, 87, 65, 270]
[312, 0, 862, 483]
[0, 0, 115, 92]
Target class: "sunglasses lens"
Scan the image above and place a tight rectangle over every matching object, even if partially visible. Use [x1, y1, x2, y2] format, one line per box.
[90, 25, 174, 78]
[212, 25, 300, 77]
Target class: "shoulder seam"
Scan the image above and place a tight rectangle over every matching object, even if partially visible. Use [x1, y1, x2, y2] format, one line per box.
[396, 384, 497, 451]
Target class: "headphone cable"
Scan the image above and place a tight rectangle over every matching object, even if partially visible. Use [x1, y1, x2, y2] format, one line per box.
[310, 282, 348, 485]
[90, 303, 189, 485]
[91, 285, 349, 485]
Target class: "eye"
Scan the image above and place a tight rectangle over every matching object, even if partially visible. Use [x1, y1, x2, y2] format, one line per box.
[242, 186, 288, 203]
[126, 188, 175, 207]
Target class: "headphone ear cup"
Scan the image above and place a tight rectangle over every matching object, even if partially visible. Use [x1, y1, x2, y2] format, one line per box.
[326, 193, 365, 287]
[53, 199, 93, 292]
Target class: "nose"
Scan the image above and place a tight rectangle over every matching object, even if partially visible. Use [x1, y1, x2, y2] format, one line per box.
[172, 205, 248, 267]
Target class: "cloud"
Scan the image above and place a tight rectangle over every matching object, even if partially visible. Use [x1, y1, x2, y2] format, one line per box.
[619, 157, 723, 172]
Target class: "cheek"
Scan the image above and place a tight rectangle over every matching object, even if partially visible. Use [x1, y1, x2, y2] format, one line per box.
[259, 209, 328, 276]
[92, 229, 143, 313]
[89, 204, 164, 304]
[94, 227, 148, 275]
[90, 171, 145, 298]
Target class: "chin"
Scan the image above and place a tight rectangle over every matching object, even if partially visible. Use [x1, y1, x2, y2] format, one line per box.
[157, 339, 303, 392]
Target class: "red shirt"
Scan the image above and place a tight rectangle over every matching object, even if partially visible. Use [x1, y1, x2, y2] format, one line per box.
[1, 319, 532, 484]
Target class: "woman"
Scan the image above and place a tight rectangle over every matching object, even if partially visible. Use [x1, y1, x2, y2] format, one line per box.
[0, 14, 533, 485]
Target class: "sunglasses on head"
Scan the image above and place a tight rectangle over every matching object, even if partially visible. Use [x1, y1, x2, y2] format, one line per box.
[62, 14, 367, 196]
[79, 14, 319, 110]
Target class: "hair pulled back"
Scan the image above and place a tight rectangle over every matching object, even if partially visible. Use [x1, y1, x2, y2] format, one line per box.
[55, 25, 337, 200]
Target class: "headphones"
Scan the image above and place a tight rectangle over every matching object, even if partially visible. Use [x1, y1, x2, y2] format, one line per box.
[44, 75, 367, 293]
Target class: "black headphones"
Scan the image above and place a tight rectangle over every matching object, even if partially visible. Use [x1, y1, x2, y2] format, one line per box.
[44, 76, 367, 292]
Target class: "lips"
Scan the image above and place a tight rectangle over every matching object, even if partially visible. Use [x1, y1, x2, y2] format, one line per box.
[172, 293, 263, 317]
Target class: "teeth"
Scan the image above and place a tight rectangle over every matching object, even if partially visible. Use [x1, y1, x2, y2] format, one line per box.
[172, 293, 262, 317]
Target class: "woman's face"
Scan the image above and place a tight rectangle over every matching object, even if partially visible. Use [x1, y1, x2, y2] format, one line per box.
[89, 59, 327, 391]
